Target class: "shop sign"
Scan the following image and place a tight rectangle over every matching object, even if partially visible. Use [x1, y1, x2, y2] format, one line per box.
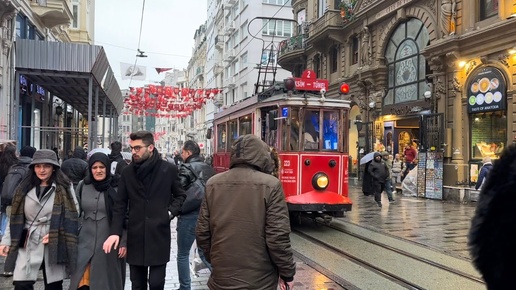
[467, 67, 506, 113]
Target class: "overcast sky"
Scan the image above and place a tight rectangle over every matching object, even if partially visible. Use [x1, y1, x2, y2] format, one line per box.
[94, 0, 207, 90]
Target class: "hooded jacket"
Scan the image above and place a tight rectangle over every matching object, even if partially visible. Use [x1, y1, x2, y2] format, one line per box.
[368, 152, 389, 183]
[469, 145, 516, 290]
[61, 147, 88, 187]
[196, 135, 296, 289]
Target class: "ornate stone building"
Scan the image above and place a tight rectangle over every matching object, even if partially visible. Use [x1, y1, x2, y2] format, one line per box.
[279, 0, 516, 200]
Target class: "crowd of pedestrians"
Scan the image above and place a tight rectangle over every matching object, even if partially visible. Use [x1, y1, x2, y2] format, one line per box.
[0, 133, 297, 290]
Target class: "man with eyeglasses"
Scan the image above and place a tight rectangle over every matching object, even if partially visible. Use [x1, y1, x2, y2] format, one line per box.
[103, 130, 186, 290]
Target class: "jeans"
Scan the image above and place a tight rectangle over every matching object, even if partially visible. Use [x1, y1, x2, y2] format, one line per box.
[384, 179, 394, 201]
[177, 215, 211, 290]
[0, 212, 7, 235]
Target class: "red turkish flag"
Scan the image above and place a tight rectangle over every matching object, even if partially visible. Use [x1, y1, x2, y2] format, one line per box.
[155, 68, 173, 74]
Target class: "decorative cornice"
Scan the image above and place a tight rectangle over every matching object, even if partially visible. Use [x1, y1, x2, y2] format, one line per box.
[434, 78, 445, 99]
[451, 77, 461, 93]
[424, 0, 436, 15]
[498, 54, 510, 68]
[429, 56, 444, 72]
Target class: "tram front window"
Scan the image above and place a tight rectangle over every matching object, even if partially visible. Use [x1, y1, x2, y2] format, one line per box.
[323, 110, 339, 150]
[303, 110, 320, 150]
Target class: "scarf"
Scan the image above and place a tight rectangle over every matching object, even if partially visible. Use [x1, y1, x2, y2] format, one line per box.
[133, 148, 160, 182]
[84, 175, 112, 192]
[5, 184, 78, 274]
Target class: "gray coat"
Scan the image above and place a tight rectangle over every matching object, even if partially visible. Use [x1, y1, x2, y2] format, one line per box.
[69, 183, 126, 290]
[1, 185, 66, 283]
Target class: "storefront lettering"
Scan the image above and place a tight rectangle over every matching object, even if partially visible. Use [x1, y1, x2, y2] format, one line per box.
[376, 0, 413, 20]
[470, 105, 501, 112]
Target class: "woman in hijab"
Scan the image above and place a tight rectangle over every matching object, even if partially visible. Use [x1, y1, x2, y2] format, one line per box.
[0, 149, 79, 290]
[69, 152, 127, 290]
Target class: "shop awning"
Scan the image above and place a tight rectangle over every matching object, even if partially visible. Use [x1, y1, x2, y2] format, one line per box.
[15, 39, 123, 116]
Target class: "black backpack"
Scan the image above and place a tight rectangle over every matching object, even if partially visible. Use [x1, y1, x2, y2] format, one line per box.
[1, 163, 29, 206]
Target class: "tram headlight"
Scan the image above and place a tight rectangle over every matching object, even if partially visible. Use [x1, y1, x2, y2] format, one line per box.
[312, 173, 329, 190]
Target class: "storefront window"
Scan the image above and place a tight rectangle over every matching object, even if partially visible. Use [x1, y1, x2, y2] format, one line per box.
[384, 18, 429, 106]
[239, 114, 252, 136]
[471, 111, 506, 160]
[217, 123, 226, 152]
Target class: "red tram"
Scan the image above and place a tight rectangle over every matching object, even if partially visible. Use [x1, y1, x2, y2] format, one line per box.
[212, 82, 352, 219]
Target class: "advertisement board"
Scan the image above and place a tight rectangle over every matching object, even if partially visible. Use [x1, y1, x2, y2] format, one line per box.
[467, 67, 506, 113]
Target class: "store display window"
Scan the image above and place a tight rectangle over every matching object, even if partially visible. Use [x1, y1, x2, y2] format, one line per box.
[471, 111, 506, 160]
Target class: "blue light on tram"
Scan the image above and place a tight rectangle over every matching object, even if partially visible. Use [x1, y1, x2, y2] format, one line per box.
[282, 107, 288, 118]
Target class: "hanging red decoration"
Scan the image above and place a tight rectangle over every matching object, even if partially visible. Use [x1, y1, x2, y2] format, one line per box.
[123, 85, 223, 119]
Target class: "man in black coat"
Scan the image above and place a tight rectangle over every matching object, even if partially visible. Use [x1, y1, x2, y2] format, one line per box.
[103, 131, 186, 290]
[469, 144, 516, 290]
[368, 152, 389, 207]
[176, 140, 216, 289]
[108, 141, 127, 176]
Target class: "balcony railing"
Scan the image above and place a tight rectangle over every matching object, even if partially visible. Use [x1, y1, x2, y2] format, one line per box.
[309, 10, 343, 38]
[278, 34, 306, 58]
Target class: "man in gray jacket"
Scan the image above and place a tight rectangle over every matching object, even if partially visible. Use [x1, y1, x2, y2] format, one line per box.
[196, 135, 295, 290]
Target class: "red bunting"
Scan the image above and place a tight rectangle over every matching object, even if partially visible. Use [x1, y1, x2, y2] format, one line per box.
[123, 85, 223, 119]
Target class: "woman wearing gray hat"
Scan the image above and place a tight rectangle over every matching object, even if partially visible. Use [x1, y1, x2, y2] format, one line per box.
[0, 149, 79, 290]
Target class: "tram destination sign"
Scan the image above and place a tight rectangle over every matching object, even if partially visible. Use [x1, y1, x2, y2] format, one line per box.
[294, 70, 329, 92]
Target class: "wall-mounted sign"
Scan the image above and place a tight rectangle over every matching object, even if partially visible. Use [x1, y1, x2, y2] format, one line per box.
[467, 67, 506, 113]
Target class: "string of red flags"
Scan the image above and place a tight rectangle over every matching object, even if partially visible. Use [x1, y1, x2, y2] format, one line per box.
[123, 85, 223, 118]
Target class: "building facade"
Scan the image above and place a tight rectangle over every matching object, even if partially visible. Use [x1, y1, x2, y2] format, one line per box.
[186, 23, 209, 154]
[279, 0, 516, 200]
[0, 0, 92, 143]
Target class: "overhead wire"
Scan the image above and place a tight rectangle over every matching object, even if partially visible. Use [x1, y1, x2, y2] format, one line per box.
[127, 0, 147, 90]
[95, 41, 191, 58]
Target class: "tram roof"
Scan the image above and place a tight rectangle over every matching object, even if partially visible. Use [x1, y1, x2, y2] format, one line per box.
[15, 39, 123, 116]
[214, 91, 351, 120]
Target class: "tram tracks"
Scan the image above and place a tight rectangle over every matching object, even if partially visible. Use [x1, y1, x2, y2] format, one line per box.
[290, 221, 485, 290]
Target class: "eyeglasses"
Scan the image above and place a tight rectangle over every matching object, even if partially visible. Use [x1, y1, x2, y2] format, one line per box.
[128, 145, 148, 152]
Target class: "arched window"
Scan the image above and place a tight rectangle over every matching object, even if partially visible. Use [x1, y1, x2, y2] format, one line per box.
[384, 18, 430, 106]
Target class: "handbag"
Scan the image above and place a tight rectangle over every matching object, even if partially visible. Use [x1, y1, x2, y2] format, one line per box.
[18, 228, 29, 248]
